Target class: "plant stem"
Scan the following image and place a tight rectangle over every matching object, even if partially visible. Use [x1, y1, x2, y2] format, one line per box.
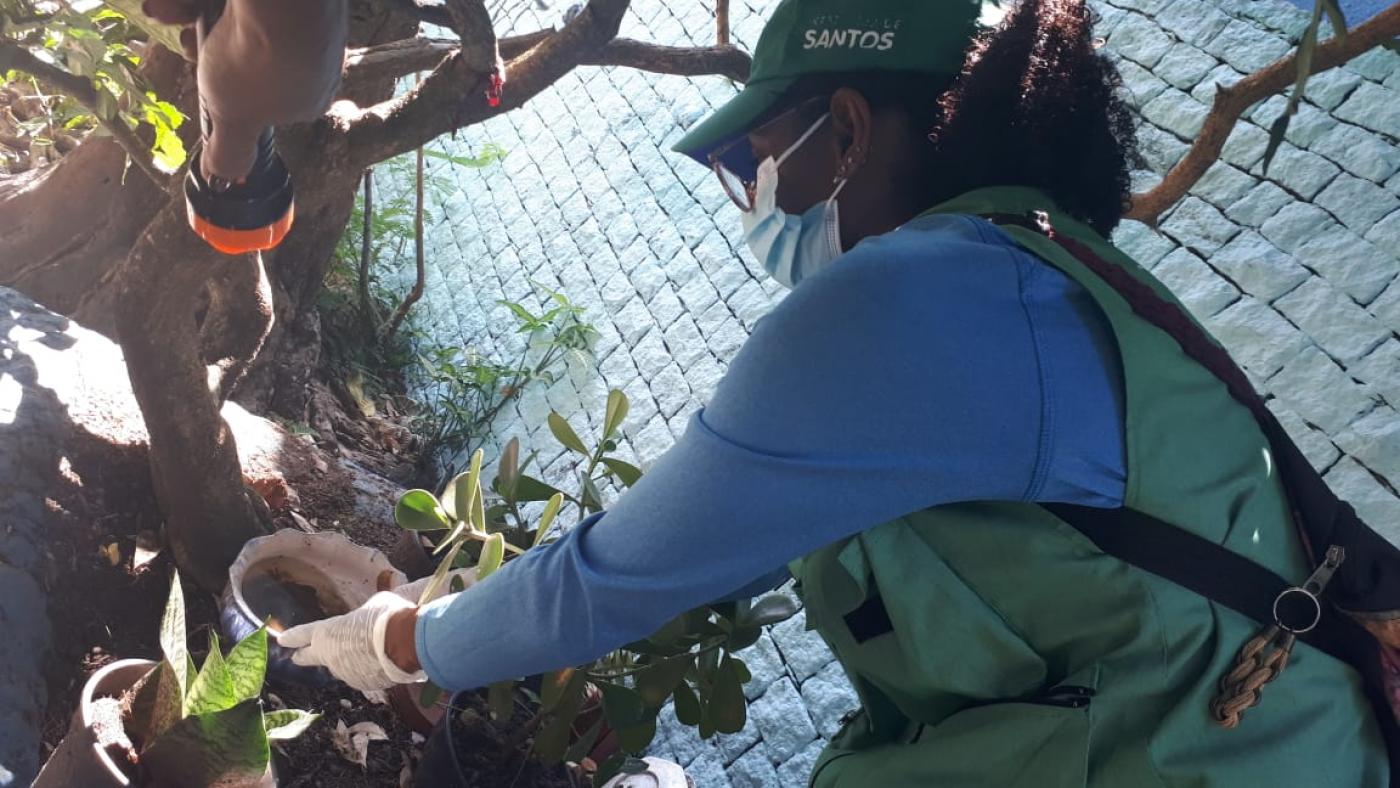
[357, 168, 377, 334]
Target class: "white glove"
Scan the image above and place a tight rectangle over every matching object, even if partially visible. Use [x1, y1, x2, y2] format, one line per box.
[276, 569, 476, 692]
[277, 591, 425, 692]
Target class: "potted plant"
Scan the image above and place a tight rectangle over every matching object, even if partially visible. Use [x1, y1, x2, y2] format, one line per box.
[34, 574, 318, 787]
[395, 390, 798, 786]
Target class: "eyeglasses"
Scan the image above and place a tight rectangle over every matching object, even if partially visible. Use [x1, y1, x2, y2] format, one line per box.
[707, 97, 828, 212]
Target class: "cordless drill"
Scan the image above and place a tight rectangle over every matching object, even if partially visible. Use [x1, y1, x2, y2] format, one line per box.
[183, 0, 295, 255]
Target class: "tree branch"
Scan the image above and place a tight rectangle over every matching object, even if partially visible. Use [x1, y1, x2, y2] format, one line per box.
[0, 40, 170, 189]
[342, 0, 633, 168]
[587, 39, 750, 81]
[1126, 5, 1400, 225]
[385, 0, 451, 29]
[717, 0, 729, 46]
[382, 146, 425, 340]
[345, 32, 751, 86]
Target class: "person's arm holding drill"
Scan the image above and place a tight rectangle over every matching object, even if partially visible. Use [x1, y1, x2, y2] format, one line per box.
[142, 0, 348, 184]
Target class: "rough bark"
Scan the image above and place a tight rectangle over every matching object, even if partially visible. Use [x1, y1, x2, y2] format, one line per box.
[113, 200, 274, 592]
[1127, 4, 1400, 225]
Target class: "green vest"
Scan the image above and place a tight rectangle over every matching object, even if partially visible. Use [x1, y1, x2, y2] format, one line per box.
[791, 187, 1390, 787]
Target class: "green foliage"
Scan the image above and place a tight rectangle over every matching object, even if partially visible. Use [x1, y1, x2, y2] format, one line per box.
[393, 390, 798, 769]
[128, 574, 317, 785]
[411, 282, 597, 484]
[1, 1, 186, 170]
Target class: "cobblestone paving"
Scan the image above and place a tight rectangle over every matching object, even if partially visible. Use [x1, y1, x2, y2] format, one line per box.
[389, 1, 1400, 783]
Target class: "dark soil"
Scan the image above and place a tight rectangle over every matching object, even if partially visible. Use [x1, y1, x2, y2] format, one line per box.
[272, 681, 419, 787]
[37, 413, 424, 786]
[442, 692, 577, 788]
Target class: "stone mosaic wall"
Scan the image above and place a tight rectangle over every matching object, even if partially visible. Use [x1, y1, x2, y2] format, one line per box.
[387, 1, 1400, 783]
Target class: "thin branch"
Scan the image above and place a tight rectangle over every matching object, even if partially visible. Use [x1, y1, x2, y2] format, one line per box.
[343, 30, 749, 85]
[386, 0, 452, 29]
[342, 0, 633, 168]
[358, 168, 377, 333]
[382, 145, 425, 340]
[586, 39, 750, 81]
[0, 40, 170, 188]
[343, 30, 552, 85]
[1127, 4, 1400, 225]
[716, 0, 729, 46]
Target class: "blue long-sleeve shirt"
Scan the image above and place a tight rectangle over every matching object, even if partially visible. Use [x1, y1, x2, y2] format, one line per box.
[415, 214, 1128, 690]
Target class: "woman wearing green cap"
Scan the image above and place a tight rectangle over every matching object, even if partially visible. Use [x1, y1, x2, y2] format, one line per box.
[281, 0, 1390, 784]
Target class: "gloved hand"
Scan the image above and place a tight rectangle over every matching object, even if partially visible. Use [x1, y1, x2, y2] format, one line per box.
[141, 0, 349, 182]
[276, 569, 476, 691]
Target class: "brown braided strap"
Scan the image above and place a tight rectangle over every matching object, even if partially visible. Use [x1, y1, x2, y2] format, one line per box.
[1209, 627, 1295, 728]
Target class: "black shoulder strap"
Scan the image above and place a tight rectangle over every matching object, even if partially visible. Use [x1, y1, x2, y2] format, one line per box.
[984, 212, 1398, 780]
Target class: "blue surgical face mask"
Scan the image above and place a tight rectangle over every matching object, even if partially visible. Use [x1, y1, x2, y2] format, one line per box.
[741, 113, 849, 289]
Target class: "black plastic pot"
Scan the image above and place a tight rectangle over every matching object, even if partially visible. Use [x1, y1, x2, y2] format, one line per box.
[415, 690, 581, 787]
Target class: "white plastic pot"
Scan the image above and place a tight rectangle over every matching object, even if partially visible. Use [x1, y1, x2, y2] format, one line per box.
[600, 757, 694, 788]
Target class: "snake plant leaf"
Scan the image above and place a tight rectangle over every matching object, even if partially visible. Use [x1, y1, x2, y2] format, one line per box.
[184, 631, 237, 716]
[224, 626, 268, 706]
[161, 573, 189, 698]
[141, 698, 269, 786]
[264, 709, 319, 741]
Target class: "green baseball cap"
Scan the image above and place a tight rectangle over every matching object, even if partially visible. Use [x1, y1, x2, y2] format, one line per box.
[674, 0, 992, 167]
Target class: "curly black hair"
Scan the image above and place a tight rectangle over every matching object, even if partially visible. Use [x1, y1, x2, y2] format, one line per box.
[769, 0, 1140, 235]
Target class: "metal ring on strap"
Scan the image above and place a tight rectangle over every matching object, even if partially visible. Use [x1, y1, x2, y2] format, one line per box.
[1273, 587, 1323, 634]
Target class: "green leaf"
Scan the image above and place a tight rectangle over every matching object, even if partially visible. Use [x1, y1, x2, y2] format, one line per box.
[730, 657, 752, 684]
[562, 715, 605, 765]
[580, 473, 604, 514]
[672, 682, 702, 726]
[635, 656, 692, 708]
[140, 699, 270, 786]
[264, 709, 318, 741]
[487, 680, 516, 721]
[597, 682, 646, 729]
[541, 667, 578, 713]
[548, 412, 589, 455]
[418, 541, 463, 605]
[185, 631, 238, 716]
[514, 475, 566, 503]
[532, 708, 575, 764]
[224, 627, 268, 705]
[161, 573, 189, 698]
[476, 532, 505, 580]
[709, 656, 747, 734]
[125, 661, 185, 744]
[593, 753, 629, 787]
[601, 457, 643, 488]
[726, 626, 762, 651]
[1321, 0, 1347, 41]
[603, 389, 629, 441]
[741, 595, 800, 628]
[533, 492, 564, 548]
[616, 713, 658, 754]
[497, 437, 521, 502]
[395, 489, 452, 531]
[420, 682, 445, 707]
[102, 0, 186, 55]
[423, 144, 506, 168]
[460, 449, 483, 525]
